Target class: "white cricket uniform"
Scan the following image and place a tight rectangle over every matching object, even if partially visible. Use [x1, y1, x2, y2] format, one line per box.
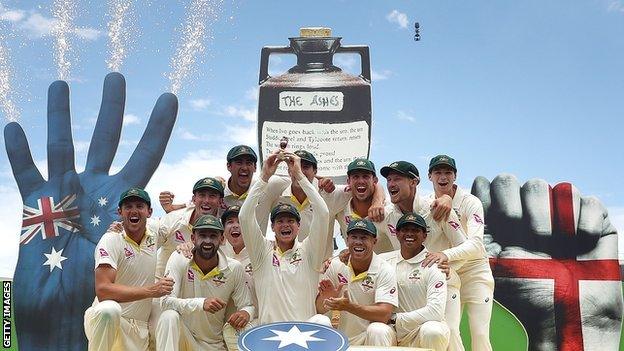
[379, 249, 450, 351]
[156, 206, 195, 278]
[430, 186, 494, 351]
[221, 242, 257, 318]
[320, 254, 398, 346]
[239, 175, 329, 323]
[156, 251, 254, 351]
[385, 199, 468, 351]
[84, 230, 158, 351]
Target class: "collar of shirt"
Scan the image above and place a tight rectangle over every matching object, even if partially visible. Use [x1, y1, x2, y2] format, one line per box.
[123, 230, 156, 251]
[347, 253, 381, 282]
[397, 247, 429, 265]
[274, 239, 302, 257]
[224, 177, 251, 200]
[190, 249, 229, 280]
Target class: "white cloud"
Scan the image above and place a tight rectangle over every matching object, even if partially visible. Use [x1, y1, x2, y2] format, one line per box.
[334, 55, 357, 71]
[386, 10, 409, 29]
[371, 69, 392, 81]
[608, 1, 624, 12]
[245, 87, 259, 101]
[74, 27, 103, 41]
[189, 98, 211, 111]
[0, 9, 26, 22]
[177, 127, 200, 140]
[20, 12, 56, 38]
[1, 6, 101, 40]
[145, 149, 230, 210]
[224, 105, 256, 122]
[0, 184, 22, 278]
[123, 113, 141, 126]
[224, 123, 257, 145]
[397, 110, 416, 123]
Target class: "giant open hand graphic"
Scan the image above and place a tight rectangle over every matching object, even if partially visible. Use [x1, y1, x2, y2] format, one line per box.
[472, 174, 622, 351]
[4, 72, 177, 350]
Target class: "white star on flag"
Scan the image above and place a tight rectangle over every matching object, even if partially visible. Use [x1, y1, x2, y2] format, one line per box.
[97, 197, 108, 207]
[90, 215, 101, 226]
[43, 247, 67, 272]
[262, 325, 324, 349]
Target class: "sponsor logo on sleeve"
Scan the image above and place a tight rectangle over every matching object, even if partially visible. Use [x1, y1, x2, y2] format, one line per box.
[435, 281, 444, 289]
[99, 248, 109, 257]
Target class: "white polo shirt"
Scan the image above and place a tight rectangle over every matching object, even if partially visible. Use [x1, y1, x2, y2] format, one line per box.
[379, 248, 447, 340]
[239, 175, 330, 323]
[322, 254, 398, 338]
[91, 230, 158, 322]
[161, 250, 254, 345]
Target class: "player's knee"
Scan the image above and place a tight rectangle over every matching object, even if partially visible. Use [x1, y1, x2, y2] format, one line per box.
[367, 322, 393, 337]
[308, 314, 331, 327]
[420, 322, 449, 345]
[96, 301, 122, 323]
[157, 309, 181, 330]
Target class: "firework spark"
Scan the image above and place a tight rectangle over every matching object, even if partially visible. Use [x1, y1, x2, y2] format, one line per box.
[106, 0, 133, 72]
[167, 0, 224, 95]
[0, 25, 19, 122]
[52, 0, 76, 80]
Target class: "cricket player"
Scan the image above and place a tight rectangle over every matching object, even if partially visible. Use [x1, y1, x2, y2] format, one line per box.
[239, 150, 331, 323]
[380, 213, 450, 351]
[322, 158, 390, 252]
[156, 177, 224, 277]
[315, 218, 398, 346]
[156, 215, 254, 351]
[84, 188, 174, 351]
[425, 155, 494, 351]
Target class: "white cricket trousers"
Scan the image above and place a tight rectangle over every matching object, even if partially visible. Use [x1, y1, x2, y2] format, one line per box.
[398, 320, 450, 351]
[349, 322, 397, 347]
[155, 310, 227, 351]
[84, 300, 149, 351]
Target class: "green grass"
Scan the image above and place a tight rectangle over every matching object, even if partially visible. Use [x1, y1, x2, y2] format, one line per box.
[460, 300, 528, 351]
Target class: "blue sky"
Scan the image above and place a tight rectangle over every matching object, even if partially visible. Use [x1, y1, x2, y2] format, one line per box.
[0, 0, 623, 277]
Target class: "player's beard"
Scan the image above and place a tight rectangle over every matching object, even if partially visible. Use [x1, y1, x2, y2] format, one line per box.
[195, 242, 218, 260]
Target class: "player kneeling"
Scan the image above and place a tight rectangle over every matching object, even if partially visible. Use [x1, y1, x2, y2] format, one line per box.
[314, 218, 398, 347]
[156, 215, 254, 351]
[380, 213, 450, 351]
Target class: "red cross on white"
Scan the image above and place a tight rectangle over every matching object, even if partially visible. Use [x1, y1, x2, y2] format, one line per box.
[20, 195, 81, 245]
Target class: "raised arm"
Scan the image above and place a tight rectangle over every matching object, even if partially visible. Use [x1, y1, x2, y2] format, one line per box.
[240, 151, 282, 266]
[287, 154, 329, 268]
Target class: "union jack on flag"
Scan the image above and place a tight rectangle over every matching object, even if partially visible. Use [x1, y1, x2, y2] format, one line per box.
[20, 195, 81, 245]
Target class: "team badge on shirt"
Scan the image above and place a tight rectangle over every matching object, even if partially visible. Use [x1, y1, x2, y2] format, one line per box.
[212, 272, 227, 287]
[408, 269, 421, 281]
[289, 250, 302, 266]
[361, 276, 375, 292]
[187, 269, 195, 282]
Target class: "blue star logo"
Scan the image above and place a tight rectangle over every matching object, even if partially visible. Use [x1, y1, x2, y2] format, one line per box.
[239, 322, 348, 351]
